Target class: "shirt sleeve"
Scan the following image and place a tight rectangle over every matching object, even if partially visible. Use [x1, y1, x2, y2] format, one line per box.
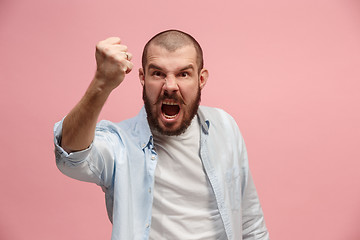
[53, 119, 115, 189]
[230, 115, 269, 239]
[241, 170, 270, 239]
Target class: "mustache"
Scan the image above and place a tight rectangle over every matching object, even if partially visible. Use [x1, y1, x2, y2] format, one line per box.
[154, 92, 186, 105]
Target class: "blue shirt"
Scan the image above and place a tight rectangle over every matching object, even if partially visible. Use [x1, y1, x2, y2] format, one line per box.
[54, 106, 269, 240]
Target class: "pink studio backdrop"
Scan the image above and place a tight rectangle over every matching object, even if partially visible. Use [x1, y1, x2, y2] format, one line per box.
[1, 0, 360, 239]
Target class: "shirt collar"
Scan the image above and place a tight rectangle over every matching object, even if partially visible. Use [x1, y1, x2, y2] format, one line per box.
[197, 106, 210, 134]
[135, 107, 153, 150]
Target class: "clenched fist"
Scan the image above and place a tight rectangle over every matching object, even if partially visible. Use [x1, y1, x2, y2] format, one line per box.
[94, 37, 133, 91]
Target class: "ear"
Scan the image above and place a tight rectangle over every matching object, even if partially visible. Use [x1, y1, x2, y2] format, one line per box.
[139, 68, 145, 86]
[199, 69, 209, 90]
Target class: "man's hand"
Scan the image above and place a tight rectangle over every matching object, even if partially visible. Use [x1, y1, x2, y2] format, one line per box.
[94, 37, 133, 91]
[61, 37, 133, 153]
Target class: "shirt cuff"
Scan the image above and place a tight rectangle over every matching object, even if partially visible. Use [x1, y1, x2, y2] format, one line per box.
[53, 119, 92, 163]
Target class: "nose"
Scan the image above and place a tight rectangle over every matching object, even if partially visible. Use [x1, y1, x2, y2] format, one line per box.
[163, 76, 179, 93]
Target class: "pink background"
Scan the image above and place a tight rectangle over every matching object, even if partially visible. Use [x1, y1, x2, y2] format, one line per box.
[1, 0, 360, 239]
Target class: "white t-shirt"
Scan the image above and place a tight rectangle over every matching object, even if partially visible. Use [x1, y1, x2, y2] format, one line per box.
[149, 116, 226, 240]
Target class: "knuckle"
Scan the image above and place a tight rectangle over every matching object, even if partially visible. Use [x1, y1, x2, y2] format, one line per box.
[103, 46, 111, 53]
[97, 39, 106, 47]
[111, 36, 121, 42]
[117, 45, 128, 52]
[96, 43, 103, 52]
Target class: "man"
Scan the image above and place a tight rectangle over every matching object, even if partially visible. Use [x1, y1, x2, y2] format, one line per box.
[54, 30, 269, 240]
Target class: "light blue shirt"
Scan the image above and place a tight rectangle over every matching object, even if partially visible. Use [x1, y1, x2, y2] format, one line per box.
[54, 106, 269, 240]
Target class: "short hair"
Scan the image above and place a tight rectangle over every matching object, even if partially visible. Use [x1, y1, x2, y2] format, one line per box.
[142, 29, 204, 73]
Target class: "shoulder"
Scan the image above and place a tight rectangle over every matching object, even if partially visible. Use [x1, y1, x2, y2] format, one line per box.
[199, 106, 238, 127]
[199, 106, 243, 140]
[95, 118, 136, 136]
[96, 108, 145, 132]
[95, 107, 151, 143]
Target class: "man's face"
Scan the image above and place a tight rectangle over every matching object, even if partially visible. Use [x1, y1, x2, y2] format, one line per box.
[139, 44, 208, 135]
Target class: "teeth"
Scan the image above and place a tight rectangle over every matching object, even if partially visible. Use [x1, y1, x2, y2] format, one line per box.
[163, 101, 178, 106]
[162, 101, 179, 119]
[164, 113, 177, 119]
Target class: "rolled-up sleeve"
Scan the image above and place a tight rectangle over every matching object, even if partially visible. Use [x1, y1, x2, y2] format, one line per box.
[54, 119, 115, 188]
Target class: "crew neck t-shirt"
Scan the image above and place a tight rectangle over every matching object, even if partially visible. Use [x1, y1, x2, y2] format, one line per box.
[150, 116, 226, 239]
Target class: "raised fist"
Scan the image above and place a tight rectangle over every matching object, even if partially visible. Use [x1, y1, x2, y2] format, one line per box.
[95, 37, 133, 91]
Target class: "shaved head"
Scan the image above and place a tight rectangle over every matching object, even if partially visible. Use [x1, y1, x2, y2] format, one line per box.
[142, 30, 204, 73]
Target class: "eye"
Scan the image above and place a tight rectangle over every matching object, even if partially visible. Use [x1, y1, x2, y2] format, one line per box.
[178, 72, 189, 78]
[152, 71, 165, 78]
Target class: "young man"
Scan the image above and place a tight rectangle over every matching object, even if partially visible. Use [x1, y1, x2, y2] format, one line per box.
[54, 30, 269, 240]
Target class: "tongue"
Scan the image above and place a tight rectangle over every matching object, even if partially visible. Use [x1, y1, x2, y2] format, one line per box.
[162, 104, 180, 116]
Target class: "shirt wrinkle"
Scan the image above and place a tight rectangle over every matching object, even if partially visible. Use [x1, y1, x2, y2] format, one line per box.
[54, 105, 269, 240]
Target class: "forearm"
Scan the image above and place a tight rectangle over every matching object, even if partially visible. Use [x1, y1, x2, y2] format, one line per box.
[60, 37, 133, 153]
[61, 76, 112, 153]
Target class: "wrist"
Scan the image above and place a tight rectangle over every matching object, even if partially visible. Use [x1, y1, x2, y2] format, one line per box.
[90, 72, 116, 95]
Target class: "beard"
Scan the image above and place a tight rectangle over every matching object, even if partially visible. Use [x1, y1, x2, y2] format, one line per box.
[143, 86, 201, 136]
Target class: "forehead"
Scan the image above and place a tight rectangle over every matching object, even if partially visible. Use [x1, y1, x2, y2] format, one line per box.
[145, 44, 198, 70]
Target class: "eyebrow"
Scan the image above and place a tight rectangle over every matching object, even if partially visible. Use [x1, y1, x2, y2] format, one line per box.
[147, 64, 194, 72]
[148, 64, 163, 71]
[179, 64, 194, 72]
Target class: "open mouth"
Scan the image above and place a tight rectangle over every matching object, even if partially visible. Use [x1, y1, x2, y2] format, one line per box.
[161, 101, 180, 119]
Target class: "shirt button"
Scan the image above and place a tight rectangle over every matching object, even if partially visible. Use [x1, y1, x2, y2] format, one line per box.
[151, 155, 156, 161]
[146, 223, 150, 228]
[148, 187, 152, 193]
